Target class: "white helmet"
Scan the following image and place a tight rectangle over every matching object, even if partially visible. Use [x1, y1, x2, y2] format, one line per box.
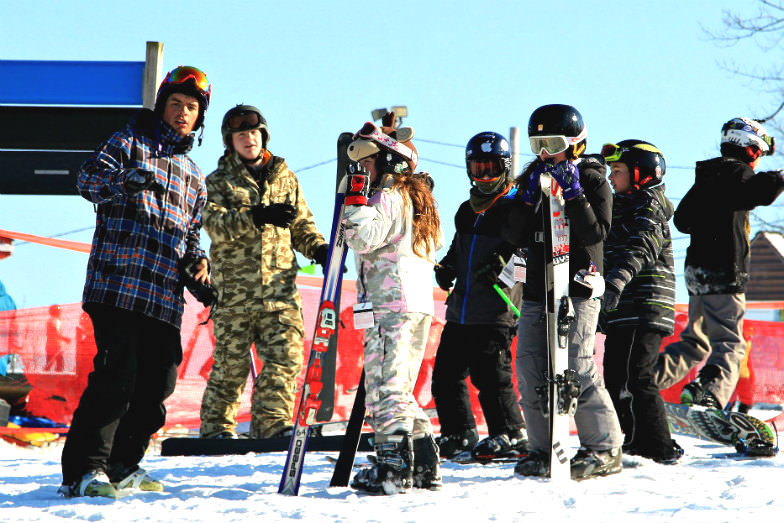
[720, 117, 775, 156]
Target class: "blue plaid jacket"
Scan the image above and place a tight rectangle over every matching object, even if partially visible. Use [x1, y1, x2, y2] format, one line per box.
[77, 110, 207, 328]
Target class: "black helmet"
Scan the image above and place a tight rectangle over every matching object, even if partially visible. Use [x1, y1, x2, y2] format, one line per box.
[601, 139, 666, 190]
[154, 66, 211, 130]
[221, 104, 269, 150]
[465, 132, 511, 194]
[528, 104, 587, 160]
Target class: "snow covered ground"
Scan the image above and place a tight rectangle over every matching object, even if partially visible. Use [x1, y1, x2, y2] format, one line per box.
[2, 432, 783, 522]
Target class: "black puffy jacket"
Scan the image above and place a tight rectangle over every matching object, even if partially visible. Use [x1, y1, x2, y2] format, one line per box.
[501, 155, 612, 302]
[676, 157, 784, 295]
[602, 184, 675, 334]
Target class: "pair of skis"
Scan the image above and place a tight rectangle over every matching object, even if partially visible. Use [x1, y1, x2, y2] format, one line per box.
[279, 123, 420, 495]
[277, 133, 354, 495]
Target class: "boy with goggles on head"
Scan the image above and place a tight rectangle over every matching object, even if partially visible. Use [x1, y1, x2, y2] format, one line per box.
[61, 66, 213, 499]
[653, 117, 784, 426]
[431, 132, 527, 462]
[500, 103, 623, 480]
[598, 140, 682, 464]
[198, 104, 329, 441]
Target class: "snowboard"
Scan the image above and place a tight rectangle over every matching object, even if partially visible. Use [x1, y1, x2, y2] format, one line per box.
[541, 172, 576, 480]
[664, 402, 778, 456]
[161, 432, 373, 457]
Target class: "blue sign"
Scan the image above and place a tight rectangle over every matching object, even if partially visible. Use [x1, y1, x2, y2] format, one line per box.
[0, 60, 145, 105]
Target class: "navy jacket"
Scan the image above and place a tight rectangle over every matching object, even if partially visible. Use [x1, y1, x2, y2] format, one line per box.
[440, 187, 522, 327]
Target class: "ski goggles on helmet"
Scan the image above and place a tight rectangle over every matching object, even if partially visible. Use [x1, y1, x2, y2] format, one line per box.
[601, 142, 664, 162]
[468, 159, 504, 178]
[161, 66, 211, 104]
[530, 135, 581, 156]
[227, 110, 262, 131]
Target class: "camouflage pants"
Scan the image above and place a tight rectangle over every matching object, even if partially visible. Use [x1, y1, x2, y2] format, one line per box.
[200, 308, 304, 439]
[363, 311, 432, 437]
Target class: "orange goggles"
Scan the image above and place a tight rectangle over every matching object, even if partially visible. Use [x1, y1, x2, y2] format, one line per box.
[161, 66, 211, 103]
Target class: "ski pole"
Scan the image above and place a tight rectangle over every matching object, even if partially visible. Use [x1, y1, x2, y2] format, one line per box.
[493, 283, 520, 317]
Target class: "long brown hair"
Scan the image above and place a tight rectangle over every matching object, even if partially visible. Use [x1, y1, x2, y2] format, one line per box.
[391, 173, 441, 261]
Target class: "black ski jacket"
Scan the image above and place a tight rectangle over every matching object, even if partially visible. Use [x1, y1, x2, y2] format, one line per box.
[440, 188, 523, 327]
[501, 155, 612, 302]
[676, 157, 784, 295]
[602, 184, 676, 334]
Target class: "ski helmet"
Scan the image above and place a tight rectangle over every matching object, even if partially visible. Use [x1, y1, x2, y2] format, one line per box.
[221, 105, 269, 150]
[528, 104, 587, 160]
[720, 117, 775, 162]
[347, 138, 381, 162]
[601, 140, 666, 190]
[154, 66, 211, 129]
[465, 132, 512, 194]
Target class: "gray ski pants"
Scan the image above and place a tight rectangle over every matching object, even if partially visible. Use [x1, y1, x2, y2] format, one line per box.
[653, 293, 746, 406]
[516, 298, 622, 454]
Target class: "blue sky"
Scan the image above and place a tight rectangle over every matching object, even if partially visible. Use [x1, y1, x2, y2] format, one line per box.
[1, 0, 783, 309]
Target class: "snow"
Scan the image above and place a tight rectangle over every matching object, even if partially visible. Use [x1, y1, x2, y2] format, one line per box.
[2, 433, 783, 522]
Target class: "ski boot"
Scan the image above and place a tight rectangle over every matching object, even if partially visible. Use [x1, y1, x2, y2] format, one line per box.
[412, 433, 442, 491]
[472, 428, 529, 460]
[570, 447, 622, 480]
[680, 365, 722, 409]
[435, 428, 479, 459]
[514, 450, 550, 477]
[351, 431, 413, 495]
[58, 470, 119, 499]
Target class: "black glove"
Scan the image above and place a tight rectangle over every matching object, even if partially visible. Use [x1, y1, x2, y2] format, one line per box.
[601, 284, 621, 313]
[312, 244, 329, 269]
[345, 172, 371, 206]
[434, 263, 456, 291]
[124, 169, 163, 195]
[179, 256, 218, 308]
[251, 203, 296, 228]
[474, 252, 506, 286]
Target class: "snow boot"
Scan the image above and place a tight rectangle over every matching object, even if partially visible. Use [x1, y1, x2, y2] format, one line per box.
[570, 447, 623, 480]
[514, 450, 550, 477]
[435, 428, 479, 459]
[680, 365, 722, 409]
[472, 428, 529, 460]
[351, 431, 414, 495]
[412, 433, 442, 491]
[58, 470, 118, 499]
[624, 439, 683, 465]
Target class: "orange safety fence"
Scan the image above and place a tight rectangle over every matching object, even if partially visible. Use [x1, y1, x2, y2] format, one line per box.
[2, 279, 784, 437]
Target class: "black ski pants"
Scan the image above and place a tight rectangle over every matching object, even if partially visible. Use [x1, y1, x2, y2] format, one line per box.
[602, 325, 675, 459]
[61, 304, 181, 485]
[431, 322, 523, 437]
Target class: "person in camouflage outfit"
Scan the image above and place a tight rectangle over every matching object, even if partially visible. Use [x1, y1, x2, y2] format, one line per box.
[199, 105, 328, 439]
[342, 116, 444, 495]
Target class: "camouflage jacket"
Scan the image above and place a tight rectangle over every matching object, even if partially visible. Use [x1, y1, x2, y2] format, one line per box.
[343, 177, 443, 315]
[203, 151, 326, 313]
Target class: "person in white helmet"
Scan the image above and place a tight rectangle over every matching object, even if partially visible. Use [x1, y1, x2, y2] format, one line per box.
[654, 117, 784, 412]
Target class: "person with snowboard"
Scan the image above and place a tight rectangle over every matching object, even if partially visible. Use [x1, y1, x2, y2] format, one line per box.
[654, 117, 784, 410]
[599, 140, 682, 464]
[342, 114, 443, 494]
[60, 66, 214, 498]
[431, 131, 527, 461]
[199, 104, 329, 440]
[498, 104, 624, 480]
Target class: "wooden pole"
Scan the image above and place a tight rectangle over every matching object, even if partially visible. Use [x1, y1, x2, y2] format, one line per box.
[510, 126, 520, 177]
[143, 41, 163, 109]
